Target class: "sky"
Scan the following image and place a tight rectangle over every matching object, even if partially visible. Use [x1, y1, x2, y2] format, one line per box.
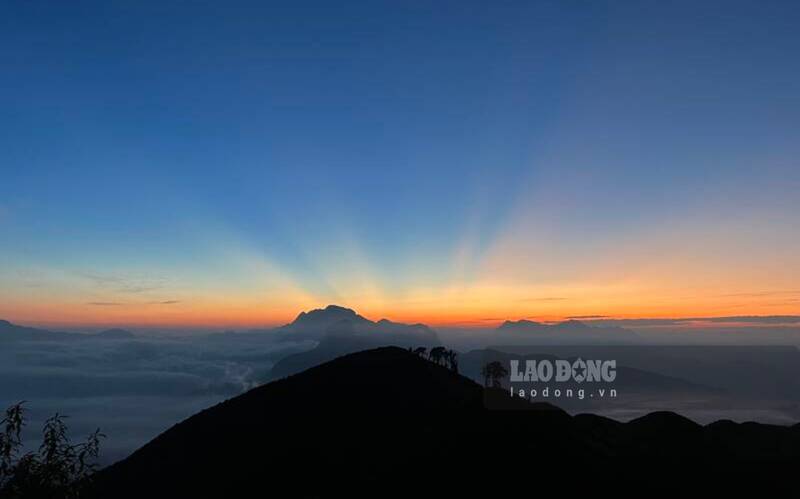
[1, 0, 799, 328]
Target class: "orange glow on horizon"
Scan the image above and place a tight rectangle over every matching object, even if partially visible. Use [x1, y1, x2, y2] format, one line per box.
[4, 289, 799, 331]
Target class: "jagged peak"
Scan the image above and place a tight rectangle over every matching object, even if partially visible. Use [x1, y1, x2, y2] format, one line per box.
[324, 304, 356, 313]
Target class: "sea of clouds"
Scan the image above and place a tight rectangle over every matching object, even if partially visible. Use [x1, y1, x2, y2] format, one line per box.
[0, 334, 313, 464]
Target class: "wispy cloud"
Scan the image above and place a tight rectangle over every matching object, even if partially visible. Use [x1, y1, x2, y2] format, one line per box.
[720, 291, 800, 298]
[80, 272, 168, 294]
[698, 315, 800, 324]
[87, 300, 181, 307]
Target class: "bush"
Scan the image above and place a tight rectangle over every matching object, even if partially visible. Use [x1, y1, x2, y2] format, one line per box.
[0, 402, 103, 498]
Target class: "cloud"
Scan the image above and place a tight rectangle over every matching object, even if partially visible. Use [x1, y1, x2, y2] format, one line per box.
[87, 300, 181, 307]
[720, 291, 800, 298]
[80, 272, 168, 294]
[697, 315, 800, 324]
[0, 334, 313, 464]
[518, 297, 567, 302]
[586, 318, 685, 326]
[581, 316, 800, 327]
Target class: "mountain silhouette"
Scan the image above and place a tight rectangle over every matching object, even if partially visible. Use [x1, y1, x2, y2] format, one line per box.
[93, 347, 800, 497]
[273, 304, 438, 342]
[269, 319, 440, 380]
[274, 304, 372, 340]
[0, 319, 135, 341]
[498, 318, 640, 344]
[0, 319, 82, 341]
[268, 306, 440, 379]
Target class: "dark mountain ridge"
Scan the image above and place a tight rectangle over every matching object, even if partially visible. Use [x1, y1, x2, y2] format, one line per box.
[267, 306, 441, 379]
[94, 347, 800, 497]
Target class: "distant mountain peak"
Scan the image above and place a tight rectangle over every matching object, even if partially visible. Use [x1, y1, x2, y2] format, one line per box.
[554, 319, 588, 328]
[271, 307, 441, 369]
[289, 305, 363, 325]
[495, 317, 639, 344]
[0, 320, 82, 341]
[498, 319, 543, 329]
[294, 304, 356, 317]
[324, 304, 355, 313]
[278, 305, 374, 341]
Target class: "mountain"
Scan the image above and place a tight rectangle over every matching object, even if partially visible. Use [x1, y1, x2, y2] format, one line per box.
[275, 305, 437, 342]
[497, 318, 640, 344]
[93, 347, 800, 497]
[269, 318, 440, 380]
[267, 305, 440, 379]
[0, 319, 82, 341]
[273, 304, 373, 340]
[0, 320, 136, 341]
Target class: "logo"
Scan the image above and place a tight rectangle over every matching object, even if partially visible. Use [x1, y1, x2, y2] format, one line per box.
[509, 358, 617, 383]
[507, 358, 618, 401]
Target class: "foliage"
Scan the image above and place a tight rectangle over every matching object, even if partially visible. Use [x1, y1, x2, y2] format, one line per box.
[481, 361, 508, 388]
[0, 402, 103, 499]
[416, 346, 458, 373]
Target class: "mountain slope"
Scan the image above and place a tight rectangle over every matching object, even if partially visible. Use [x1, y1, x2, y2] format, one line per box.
[0, 319, 82, 341]
[94, 347, 800, 497]
[267, 305, 441, 379]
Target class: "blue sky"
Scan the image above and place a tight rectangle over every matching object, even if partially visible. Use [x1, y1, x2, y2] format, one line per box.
[1, 1, 799, 326]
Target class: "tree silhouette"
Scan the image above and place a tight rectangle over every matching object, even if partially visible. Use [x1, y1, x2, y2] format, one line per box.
[0, 402, 103, 498]
[413, 347, 427, 358]
[429, 346, 446, 365]
[445, 350, 459, 373]
[480, 361, 508, 388]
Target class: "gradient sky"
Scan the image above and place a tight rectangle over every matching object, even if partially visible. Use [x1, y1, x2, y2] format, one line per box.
[2, 0, 799, 328]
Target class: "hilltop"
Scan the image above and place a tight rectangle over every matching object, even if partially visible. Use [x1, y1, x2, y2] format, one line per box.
[94, 347, 800, 497]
